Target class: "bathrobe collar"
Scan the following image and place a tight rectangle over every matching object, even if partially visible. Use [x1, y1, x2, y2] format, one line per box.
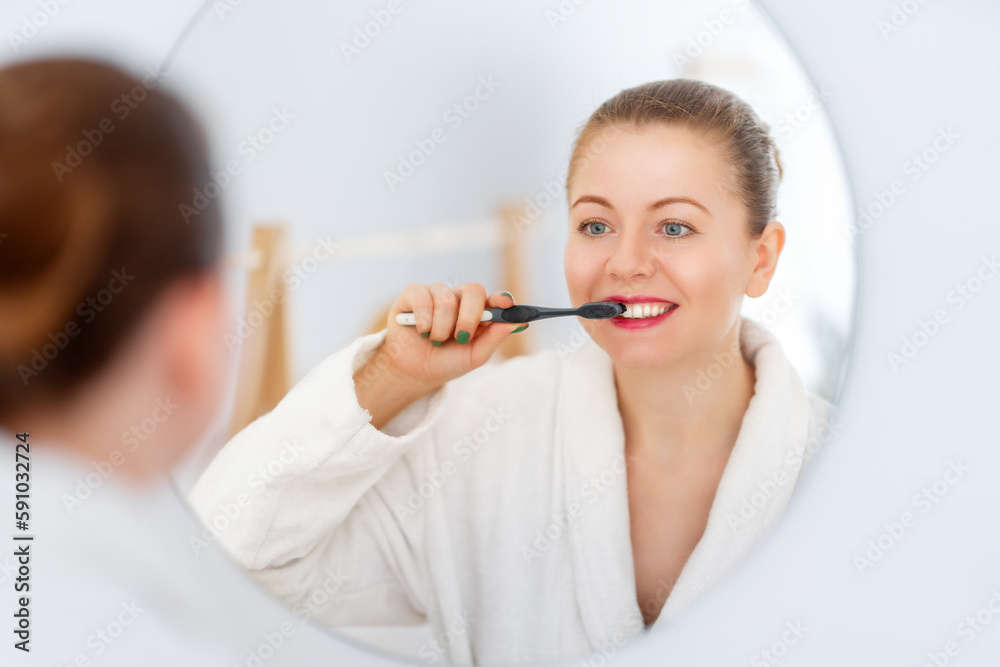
[555, 317, 812, 649]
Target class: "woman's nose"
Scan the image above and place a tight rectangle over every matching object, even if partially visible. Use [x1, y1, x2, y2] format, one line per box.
[606, 230, 655, 280]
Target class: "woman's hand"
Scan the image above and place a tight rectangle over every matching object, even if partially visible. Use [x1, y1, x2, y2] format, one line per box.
[385, 282, 524, 390]
[353, 283, 525, 430]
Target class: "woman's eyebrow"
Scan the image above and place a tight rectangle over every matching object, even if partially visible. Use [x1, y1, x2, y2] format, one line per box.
[570, 194, 614, 210]
[570, 194, 710, 216]
[648, 196, 711, 215]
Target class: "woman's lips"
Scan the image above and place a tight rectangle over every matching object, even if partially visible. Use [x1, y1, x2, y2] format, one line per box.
[604, 295, 675, 305]
[602, 296, 678, 320]
[609, 303, 679, 329]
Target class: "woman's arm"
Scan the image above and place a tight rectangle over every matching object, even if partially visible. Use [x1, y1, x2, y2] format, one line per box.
[189, 282, 520, 626]
[353, 345, 442, 431]
[187, 330, 447, 626]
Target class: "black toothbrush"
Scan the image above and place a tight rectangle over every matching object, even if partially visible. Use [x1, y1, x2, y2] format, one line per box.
[395, 301, 627, 326]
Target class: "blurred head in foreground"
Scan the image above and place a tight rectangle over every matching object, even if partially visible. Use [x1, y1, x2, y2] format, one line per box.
[0, 58, 229, 482]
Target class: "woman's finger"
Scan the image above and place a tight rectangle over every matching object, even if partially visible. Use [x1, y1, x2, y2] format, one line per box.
[453, 283, 488, 345]
[427, 282, 459, 343]
[395, 282, 433, 335]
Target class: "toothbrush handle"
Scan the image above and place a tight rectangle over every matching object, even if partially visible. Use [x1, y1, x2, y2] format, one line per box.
[395, 310, 498, 326]
[523, 305, 580, 320]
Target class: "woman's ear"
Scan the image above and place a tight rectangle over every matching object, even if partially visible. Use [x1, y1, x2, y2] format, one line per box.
[160, 270, 230, 422]
[745, 221, 785, 298]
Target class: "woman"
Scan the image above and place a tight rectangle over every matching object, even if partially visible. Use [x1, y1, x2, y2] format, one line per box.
[0, 58, 304, 664]
[189, 79, 835, 666]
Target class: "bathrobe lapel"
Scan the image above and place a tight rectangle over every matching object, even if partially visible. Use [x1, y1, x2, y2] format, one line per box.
[557, 334, 643, 649]
[557, 318, 813, 648]
[653, 320, 813, 626]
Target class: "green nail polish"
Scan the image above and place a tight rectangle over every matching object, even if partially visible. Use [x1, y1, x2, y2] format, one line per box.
[501, 291, 514, 301]
[431, 340, 442, 346]
[421, 331, 430, 338]
[457, 330, 470, 344]
[512, 325, 527, 333]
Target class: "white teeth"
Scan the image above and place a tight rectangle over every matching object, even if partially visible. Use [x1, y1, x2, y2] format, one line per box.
[621, 303, 673, 319]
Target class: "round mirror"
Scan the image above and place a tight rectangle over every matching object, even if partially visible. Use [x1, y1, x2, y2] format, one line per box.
[169, 1, 854, 664]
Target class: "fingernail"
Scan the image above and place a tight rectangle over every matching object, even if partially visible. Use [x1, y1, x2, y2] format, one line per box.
[421, 331, 430, 338]
[501, 291, 515, 303]
[456, 330, 470, 344]
[431, 340, 442, 346]
[512, 325, 528, 333]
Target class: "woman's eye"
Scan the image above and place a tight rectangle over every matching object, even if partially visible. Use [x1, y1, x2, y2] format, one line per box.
[663, 222, 691, 237]
[582, 221, 607, 235]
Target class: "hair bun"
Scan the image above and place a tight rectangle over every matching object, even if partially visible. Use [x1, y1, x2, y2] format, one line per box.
[0, 138, 113, 364]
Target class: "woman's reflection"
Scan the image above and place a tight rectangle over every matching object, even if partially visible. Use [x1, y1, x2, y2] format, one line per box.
[189, 78, 835, 666]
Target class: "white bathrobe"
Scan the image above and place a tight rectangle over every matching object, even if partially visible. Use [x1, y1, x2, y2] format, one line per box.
[2, 433, 340, 666]
[188, 318, 835, 666]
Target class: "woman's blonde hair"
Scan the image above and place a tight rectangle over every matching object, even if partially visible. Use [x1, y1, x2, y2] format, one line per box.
[567, 78, 782, 237]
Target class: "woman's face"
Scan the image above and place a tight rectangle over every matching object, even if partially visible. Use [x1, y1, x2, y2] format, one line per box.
[564, 123, 763, 369]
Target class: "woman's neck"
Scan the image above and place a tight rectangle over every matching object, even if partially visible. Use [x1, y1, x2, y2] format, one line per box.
[615, 322, 756, 462]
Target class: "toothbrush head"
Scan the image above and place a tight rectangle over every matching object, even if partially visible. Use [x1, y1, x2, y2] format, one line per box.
[577, 302, 626, 319]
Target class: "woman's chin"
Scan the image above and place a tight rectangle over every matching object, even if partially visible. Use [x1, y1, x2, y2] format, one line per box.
[596, 336, 681, 370]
